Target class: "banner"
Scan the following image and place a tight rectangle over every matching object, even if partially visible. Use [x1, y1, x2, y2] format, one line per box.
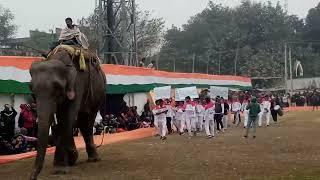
[154, 86, 172, 100]
[176, 86, 199, 101]
[210, 86, 229, 99]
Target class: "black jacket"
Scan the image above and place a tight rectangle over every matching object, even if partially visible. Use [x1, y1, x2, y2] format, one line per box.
[0, 108, 17, 139]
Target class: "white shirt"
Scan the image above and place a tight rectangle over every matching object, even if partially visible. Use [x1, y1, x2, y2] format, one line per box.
[95, 111, 103, 124]
[262, 101, 271, 112]
[232, 102, 242, 112]
[204, 106, 215, 120]
[185, 103, 196, 117]
[165, 105, 175, 118]
[174, 107, 185, 120]
[153, 106, 167, 121]
[196, 104, 205, 117]
[152, 109, 158, 122]
[259, 103, 264, 114]
[241, 102, 249, 111]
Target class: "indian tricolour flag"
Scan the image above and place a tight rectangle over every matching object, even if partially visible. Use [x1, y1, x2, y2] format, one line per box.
[0, 56, 252, 94]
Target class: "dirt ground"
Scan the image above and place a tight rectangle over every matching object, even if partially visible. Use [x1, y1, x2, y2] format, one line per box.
[1, 111, 320, 180]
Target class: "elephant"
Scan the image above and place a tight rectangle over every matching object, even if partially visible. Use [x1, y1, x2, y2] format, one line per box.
[29, 48, 106, 180]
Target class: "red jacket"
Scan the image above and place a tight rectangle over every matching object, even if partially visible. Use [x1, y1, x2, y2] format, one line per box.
[19, 104, 36, 128]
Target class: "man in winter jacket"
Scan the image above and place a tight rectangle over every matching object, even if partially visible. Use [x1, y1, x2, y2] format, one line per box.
[244, 97, 261, 139]
[0, 104, 17, 140]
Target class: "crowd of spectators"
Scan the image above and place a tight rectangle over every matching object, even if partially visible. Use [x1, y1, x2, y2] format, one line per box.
[0, 103, 38, 155]
[290, 90, 320, 108]
[228, 89, 320, 109]
[93, 101, 154, 135]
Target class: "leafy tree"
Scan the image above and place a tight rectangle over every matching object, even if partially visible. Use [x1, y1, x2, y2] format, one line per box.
[24, 30, 55, 51]
[158, 0, 310, 79]
[304, 2, 320, 52]
[305, 3, 320, 41]
[0, 5, 16, 43]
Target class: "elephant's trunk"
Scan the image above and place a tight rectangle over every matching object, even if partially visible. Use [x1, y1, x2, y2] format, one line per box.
[30, 98, 55, 180]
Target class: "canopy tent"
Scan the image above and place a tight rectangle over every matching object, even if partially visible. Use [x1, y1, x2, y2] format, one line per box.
[0, 56, 252, 94]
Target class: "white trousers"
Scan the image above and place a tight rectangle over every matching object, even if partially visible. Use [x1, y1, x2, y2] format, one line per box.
[233, 111, 241, 125]
[197, 116, 204, 131]
[205, 115, 215, 136]
[185, 115, 197, 135]
[172, 117, 180, 132]
[158, 118, 167, 137]
[258, 112, 270, 126]
[154, 118, 159, 135]
[223, 114, 229, 129]
[244, 110, 249, 127]
[179, 118, 186, 133]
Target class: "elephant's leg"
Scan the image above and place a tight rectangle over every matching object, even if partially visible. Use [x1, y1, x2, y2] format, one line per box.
[52, 110, 78, 174]
[54, 132, 78, 167]
[53, 123, 65, 167]
[53, 136, 64, 167]
[67, 135, 78, 166]
[78, 112, 100, 162]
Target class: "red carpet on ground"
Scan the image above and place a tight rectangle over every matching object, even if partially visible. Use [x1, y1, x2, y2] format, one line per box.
[0, 106, 314, 165]
[0, 128, 155, 165]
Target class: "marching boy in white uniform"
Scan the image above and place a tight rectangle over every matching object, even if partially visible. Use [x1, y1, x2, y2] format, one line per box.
[174, 101, 186, 135]
[184, 96, 197, 136]
[204, 98, 215, 138]
[152, 100, 160, 136]
[242, 99, 249, 128]
[259, 97, 271, 127]
[232, 97, 242, 126]
[153, 99, 168, 140]
[196, 99, 205, 132]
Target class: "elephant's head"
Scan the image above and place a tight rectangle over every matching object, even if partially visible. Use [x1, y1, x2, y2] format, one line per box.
[29, 59, 77, 180]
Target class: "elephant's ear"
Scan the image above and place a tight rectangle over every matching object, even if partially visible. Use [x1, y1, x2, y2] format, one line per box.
[66, 66, 77, 100]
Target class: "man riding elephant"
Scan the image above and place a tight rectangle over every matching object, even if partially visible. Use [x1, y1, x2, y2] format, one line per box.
[42, 18, 89, 58]
[58, 17, 89, 49]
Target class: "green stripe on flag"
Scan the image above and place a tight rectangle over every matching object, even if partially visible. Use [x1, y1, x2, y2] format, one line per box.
[0, 80, 251, 94]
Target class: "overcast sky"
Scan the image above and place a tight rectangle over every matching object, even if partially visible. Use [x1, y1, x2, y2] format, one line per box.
[0, 0, 319, 37]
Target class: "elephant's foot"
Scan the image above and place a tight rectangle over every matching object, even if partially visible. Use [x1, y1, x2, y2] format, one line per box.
[54, 149, 78, 167]
[29, 170, 38, 180]
[86, 144, 100, 162]
[68, 149, 79, 166]
[87, 156, 101, 163]
[52, 166, 70, 175]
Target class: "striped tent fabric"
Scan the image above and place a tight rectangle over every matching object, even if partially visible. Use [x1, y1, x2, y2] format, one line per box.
[0, 56, 252, 94]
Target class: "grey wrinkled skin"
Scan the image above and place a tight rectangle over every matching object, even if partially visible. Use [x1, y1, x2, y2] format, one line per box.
[29, 50, 106, 180]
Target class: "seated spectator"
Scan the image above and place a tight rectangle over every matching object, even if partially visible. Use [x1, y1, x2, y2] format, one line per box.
[0, 136, 12, 155]
[102, 114, 120, 134]
[9, 134, 29, 154]
[19, 127, 37, 150]
[140, 110, 153, 125]
[0, 128, 38, 155]
[127, 107, 139, 131]
[93, 122, 104, 135]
